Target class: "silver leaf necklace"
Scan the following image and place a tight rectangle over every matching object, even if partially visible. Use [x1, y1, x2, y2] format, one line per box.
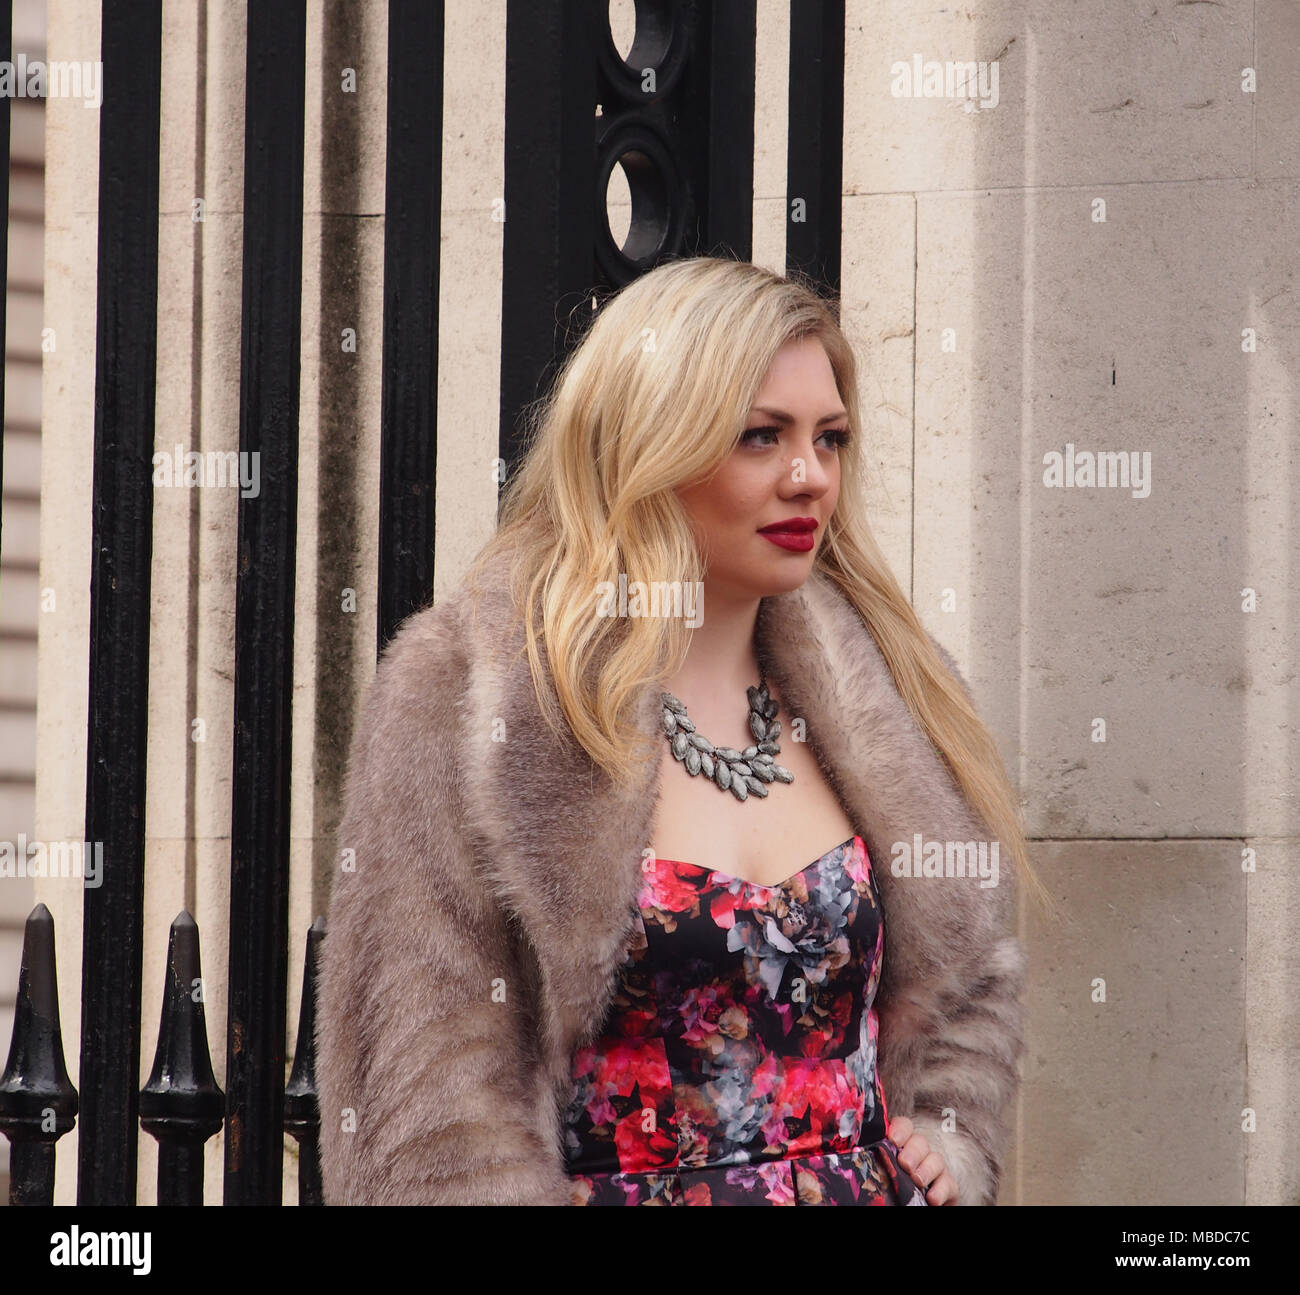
[660, 673, 794, 802]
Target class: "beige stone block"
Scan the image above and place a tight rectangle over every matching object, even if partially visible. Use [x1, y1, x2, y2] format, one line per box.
[197, 0, 248, 220]
[1, 495, 39, 564]
[1023, 840, 1247, 1204]
[5, 287, 43, 352]
[157, 0, 202, 220]
[10, 99, 44, 169]
[444, 0, 506, 216]
[10, 170, 44, 220]
[435, 205, 505, 599]
[304, 0, 388, 218]
[912, 181, 1299, 838]
[841, 192, 917, 591]
[435, 2, 506, 598]
[24, 120, 91, 1179]
[1, 568, 39, 635]
[5, 360, 41, 425]
[190, 209, 244, 848]
[7, 215, 44, 286]
[0, 784, 35, 857]
[0, 638, 37, 706]
[12, 0, 45, 52]
[2, 426, 41, 491]
[753, 0, 790, 270]
[846, 0, 1252, 195]
[0, 711, 35, 779]
[1243, 837, 1300, 1204]
[750, 196, 787, 281]
[910, 191, 1012, 727]
[44, 0, 100, 225]
[36, 179, 95, 968]
[1257, 0, 1300, 180]
[148, 0, 243, 851]
[294, 206, 386, 905]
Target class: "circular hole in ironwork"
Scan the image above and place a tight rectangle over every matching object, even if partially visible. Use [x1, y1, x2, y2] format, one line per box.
[607, 0, 672, 73]
[605, 157, 631, 252]
[604, 148, 668, 263]
[608, 0, 636, 60]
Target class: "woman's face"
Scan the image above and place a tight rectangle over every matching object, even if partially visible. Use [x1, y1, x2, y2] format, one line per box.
[676, 334, 848, 601]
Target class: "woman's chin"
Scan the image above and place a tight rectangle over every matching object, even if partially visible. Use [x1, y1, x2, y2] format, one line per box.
[751, 559, 820, 598]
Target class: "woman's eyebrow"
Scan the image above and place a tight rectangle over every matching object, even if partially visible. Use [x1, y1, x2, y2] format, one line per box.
[749, 405, 848, 425]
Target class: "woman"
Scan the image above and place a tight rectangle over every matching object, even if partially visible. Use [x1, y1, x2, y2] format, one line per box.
[315, 256, 1042, 1206]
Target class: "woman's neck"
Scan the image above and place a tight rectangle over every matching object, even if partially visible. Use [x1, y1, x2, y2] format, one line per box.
[662, 584, 764, 700]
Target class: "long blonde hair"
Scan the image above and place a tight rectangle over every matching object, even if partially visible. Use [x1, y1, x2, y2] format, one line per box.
[464, 256, 1055, 917]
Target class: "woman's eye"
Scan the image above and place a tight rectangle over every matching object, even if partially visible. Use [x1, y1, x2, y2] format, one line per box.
[739, 426, 850, 449]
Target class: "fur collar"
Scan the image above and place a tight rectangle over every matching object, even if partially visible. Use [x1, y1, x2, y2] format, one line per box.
[458, 546, 1014, 1049]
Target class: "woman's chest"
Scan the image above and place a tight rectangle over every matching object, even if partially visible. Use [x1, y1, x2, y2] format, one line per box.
[649, 719, 856, 888]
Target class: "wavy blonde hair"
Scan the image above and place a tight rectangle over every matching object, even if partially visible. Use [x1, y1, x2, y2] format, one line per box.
[464, 256, 1054, 916]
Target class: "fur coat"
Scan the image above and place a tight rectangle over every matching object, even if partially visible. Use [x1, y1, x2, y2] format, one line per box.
[315, 543, 1028, 1206]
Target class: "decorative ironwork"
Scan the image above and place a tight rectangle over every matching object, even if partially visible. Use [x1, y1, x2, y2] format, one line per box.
[0, 0, 838, 1211]
[498, 0, 758, 488]
[0, 906, 78, 1206]
[139, 913, 225, 1206]
[78, 0, 163, 1207]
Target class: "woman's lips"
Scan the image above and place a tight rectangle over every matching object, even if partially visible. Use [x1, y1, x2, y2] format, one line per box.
[760, 530, 815, 552]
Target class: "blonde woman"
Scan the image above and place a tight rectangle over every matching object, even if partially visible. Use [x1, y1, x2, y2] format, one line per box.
[315, 256, 1043, 1207]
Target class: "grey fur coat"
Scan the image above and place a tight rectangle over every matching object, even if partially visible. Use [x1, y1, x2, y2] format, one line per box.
[315, 544, 1027, 1206]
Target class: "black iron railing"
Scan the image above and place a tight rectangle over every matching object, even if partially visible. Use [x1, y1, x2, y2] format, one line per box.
[0, 0, 844, 1207]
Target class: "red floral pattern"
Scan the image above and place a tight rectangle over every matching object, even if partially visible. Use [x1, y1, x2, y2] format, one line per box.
[562, 834, 929, 1206]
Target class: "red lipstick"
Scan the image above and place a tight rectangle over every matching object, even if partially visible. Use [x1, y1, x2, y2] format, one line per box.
[757, 516, 817, 552]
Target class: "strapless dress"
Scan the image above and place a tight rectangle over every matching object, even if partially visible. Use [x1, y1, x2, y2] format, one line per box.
[561, 833, 929, 1205]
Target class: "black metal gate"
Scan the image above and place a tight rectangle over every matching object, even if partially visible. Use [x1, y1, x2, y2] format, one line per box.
[0, 0, 844, 1206]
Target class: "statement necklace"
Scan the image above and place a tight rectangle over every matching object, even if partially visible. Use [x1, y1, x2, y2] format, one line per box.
[660, 676, 794, 801]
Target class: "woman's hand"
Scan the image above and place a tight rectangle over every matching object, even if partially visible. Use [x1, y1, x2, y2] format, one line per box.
[888, 1116, 959, 1205]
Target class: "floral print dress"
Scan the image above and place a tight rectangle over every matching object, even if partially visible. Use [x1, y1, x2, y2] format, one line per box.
[562, 834, 929, 1206]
